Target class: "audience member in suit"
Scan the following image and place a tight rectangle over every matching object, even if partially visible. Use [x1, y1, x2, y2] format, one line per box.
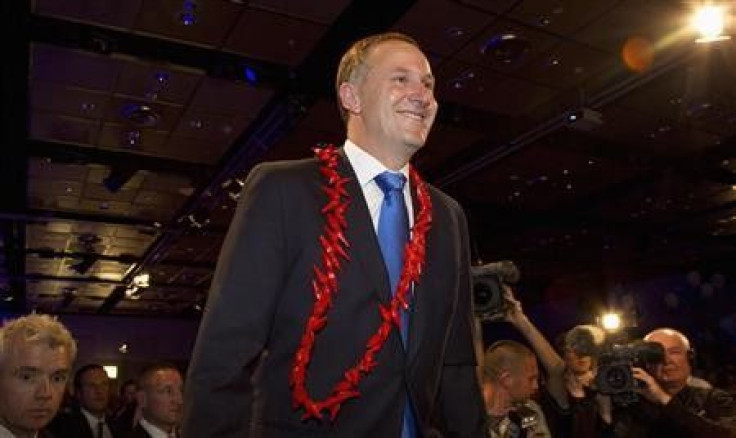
[112, 380, 139, 436]
[128, 363, 183, 438]
[0, 314, 77, 438]
[49, 364, 122, 438]
[182, 32, 486, 437]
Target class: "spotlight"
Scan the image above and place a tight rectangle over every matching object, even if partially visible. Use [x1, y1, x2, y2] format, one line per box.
[692, 5, 731, 43]
[600, 312, 622, 331]
[132, 273, 150, 289]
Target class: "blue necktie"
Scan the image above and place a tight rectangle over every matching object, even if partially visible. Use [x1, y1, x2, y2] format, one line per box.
[375, 171, 416, 438]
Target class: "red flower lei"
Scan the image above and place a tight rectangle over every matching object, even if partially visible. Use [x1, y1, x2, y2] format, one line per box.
[289, 145, 433, 422]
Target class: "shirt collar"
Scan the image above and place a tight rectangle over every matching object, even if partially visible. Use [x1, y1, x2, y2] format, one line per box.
[343, 140, 409, 187]
[79, 408, 105, 427]
[0, 423, 37, 438]
[140, 417, 173, 438]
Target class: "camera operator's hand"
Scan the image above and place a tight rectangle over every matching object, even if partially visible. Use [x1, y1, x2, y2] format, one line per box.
[502, 286, 528, 327]
[632, 367, 672, 405]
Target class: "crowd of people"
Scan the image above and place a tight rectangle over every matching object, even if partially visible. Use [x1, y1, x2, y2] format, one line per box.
[0, 314, 184, 438]
[2, 30, 735, 438]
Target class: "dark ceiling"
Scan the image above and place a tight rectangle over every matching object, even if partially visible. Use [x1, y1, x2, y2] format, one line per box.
[2, 0, 735, 318]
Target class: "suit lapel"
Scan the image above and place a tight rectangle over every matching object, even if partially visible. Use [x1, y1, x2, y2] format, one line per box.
[336, 150, 393, 303]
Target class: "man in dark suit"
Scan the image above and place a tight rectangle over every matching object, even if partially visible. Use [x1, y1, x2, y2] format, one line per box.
[127, 363, 183, 438]
[0, 314, 77, 438]
[49, 364, 122, 438]
[181, 32, 486, 437]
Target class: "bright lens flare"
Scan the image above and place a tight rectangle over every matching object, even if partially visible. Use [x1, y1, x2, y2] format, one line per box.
[601, 312, 622, 331]
[692, 6, 731, 43]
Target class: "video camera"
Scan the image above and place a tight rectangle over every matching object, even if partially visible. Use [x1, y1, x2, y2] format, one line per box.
[594, 340, 665, 405]
[471, 261, 519, 322]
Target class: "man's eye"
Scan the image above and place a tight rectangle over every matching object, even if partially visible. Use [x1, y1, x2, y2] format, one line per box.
[393, 76, 408, 84]
[51, 374, 68, 384]
[17, 372, 36, 382]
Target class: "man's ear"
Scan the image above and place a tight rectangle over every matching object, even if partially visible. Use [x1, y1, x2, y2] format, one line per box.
[338, 82, 361, 115]
[136, 390, 146, 408]
[498, 370, 513, 389]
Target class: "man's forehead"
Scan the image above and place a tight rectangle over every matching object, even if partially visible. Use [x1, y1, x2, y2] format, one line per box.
[649, 331, 685, 346]
[4, 342, 70, 367]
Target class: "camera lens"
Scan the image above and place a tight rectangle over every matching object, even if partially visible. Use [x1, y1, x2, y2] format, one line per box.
[473, 282, 493, 308]
[603, 366, 629, 391]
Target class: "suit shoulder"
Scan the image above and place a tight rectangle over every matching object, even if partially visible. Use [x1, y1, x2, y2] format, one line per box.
[248, 157, 320, 186]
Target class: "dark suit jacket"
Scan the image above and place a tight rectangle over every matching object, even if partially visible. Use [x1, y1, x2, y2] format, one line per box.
[181, 152, 486, 437]
[48, 407, 123, 438]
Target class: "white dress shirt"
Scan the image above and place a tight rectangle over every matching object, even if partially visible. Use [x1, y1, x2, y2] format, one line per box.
[139, 418, 175, 438]
[80, 408, 112, 438]
[343, 140, 415, 231]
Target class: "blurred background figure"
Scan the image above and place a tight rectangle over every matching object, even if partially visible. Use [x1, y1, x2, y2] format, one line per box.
[0, 314, 77, 438]
[112, 380, 139, 435]
[130, 363, 183, 438]
[602, 328, 736, 437]
[481, 340, 550, 438]
[49, 363, 123, 438]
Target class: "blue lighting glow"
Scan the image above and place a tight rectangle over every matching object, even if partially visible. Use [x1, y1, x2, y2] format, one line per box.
[243, 66, 258, 85]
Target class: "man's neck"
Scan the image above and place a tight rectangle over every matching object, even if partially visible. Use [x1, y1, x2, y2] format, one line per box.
[486, 389, 513, 417]
[346, 133, 412, 171]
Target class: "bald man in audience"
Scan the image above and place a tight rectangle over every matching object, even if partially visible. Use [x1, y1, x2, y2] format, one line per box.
[129, 363, 183, 438]
[481, 340, 550, 437]
[0, 314, 77, 438]
[605, 327, 736, 437]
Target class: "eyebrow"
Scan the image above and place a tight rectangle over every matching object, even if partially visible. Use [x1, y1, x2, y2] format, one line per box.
[390, 67, 435, 81]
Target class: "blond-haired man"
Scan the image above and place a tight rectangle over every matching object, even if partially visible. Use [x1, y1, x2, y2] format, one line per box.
[0, 314, 76, 438]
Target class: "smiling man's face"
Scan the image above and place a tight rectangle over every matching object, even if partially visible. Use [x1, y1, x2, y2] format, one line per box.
[352, 39, 438, 162]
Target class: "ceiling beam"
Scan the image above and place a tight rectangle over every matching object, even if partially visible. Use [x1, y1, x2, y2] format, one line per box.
[27, 139, 213, 179]
[29, 14, 292, 89]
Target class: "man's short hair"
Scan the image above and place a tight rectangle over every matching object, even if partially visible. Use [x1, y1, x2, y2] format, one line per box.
[74, 363, 106, 389]
[335, 32, 421, 123]
[137, 362, 181, 389]
[0, 314, 77, 367]
[482, 340, 534, 383]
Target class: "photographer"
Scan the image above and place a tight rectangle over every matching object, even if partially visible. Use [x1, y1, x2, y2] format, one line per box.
[604, 328, 736, 437]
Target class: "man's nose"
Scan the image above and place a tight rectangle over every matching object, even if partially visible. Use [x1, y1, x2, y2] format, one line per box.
[35, 378, 53, 399]
[408, 82, 434, 105]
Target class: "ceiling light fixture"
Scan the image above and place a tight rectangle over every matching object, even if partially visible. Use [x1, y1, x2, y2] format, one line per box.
[480, 33, 530, 64]
[692, 5, 731, 43]
[179, 0, 198, 26]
